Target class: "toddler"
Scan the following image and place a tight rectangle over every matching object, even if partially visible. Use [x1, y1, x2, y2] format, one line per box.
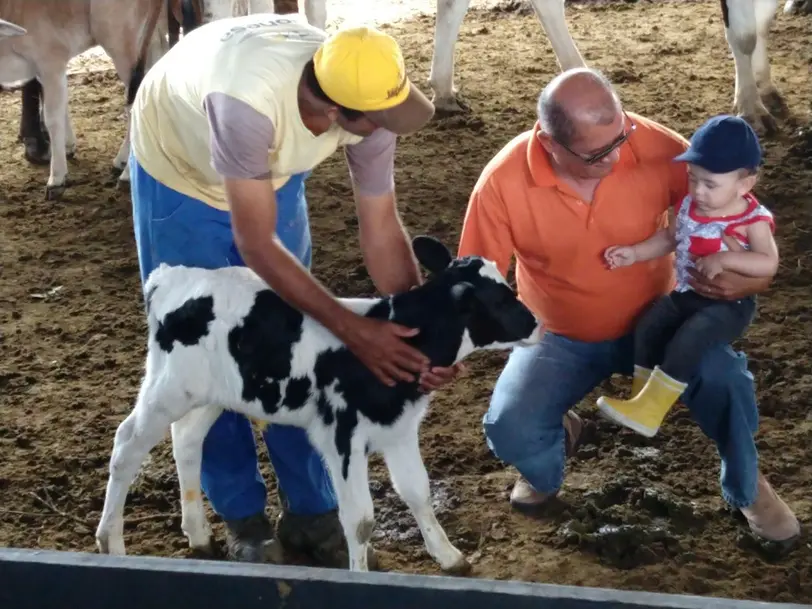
[596, 115, 778, 437]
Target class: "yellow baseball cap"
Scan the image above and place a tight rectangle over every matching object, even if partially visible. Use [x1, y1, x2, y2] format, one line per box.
[312, 25, 434, 135]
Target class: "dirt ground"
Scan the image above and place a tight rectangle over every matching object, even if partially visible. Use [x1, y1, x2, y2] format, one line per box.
[1, 0, 811, 604]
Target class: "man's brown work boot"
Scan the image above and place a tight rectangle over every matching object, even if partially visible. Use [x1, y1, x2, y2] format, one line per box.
[276, 509, 379, 570]
[740, 473, 801, 552]
[509, 410, 584, 514]
[224, 512, 285, 563]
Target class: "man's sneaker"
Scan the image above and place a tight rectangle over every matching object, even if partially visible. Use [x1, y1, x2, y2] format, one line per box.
[276, 509, 379, 570]
[224, 512, 285, 563]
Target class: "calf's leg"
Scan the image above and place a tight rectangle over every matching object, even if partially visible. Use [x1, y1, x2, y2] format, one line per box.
[382, 433, 470, 574]
[95, 379, 180, 555]
[171, 405, 225, 552]
[320, 441, 375, 571]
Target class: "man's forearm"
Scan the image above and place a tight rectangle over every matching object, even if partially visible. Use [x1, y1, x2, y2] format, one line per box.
[362, 230, 422, 295]
[357, 198, 422, 295]
[226, 175, 360, 339]
[238, 236, 357, 338]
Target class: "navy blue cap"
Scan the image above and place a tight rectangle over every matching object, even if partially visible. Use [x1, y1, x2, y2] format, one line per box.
[674, 114, 762, 173]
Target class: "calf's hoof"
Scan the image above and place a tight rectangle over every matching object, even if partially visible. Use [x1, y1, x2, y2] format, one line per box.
[185, 525, 216, 554]
[441, 556, 472, 576]
[116, 178, 131, 193]
[187, 537, 218, 557]
[96, 533, 125, 556]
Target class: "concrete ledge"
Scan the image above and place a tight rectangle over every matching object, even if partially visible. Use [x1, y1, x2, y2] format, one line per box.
[0, 547, 808, 609]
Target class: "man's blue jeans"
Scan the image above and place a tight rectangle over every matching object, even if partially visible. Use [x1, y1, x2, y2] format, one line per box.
[130, 154, 337, 520]
[483, 332, 759, 508]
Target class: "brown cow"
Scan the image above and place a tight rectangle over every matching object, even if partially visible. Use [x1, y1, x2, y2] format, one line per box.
[9, 0, 198, 171]
[9, 0, 293, 178]
[0, 0, 165, 200]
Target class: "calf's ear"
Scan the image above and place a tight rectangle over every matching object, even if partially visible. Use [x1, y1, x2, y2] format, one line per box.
[412, 235, 453, 274]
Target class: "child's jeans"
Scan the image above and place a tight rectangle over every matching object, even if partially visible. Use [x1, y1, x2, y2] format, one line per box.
[634, 289, 757, 382]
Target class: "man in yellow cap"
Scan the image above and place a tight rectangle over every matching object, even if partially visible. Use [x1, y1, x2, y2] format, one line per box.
[127, 12, 458, 568]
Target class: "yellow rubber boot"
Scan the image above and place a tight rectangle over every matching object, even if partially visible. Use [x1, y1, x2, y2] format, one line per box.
[596, 366, 687, 437]
[631, 365, 652, 397]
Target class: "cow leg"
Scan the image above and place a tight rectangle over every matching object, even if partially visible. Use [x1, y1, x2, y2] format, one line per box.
[753, 0, 788, 118]
[167, 2, 180, 47]
[231, 0, 250, 16]
[65, 99, 76, 158]
[429, 0, 471, 113]
[40, 69, 70, 200]
[171, 405, 224, 553]
[319, 439, 374, 572]
[724, 0, 778, 134]
[112, 24, 166, 191]
[100, 35, 149, 191]
[273, 0, 298, 15]
[303, 0, 326, 29]
[528, 0, 586, 71]
[784, 0, 812, 14]
[112, 30, 166, 190]
[381, 432, 469, 574]
[113, 108, 132, 189]
[20, 79, 50, 166]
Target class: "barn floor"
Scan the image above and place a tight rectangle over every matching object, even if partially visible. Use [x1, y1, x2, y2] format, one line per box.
[1, 0, 811, 604]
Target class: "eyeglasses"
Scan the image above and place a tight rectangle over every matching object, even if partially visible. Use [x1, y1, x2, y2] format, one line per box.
[552, 111, 636, 165]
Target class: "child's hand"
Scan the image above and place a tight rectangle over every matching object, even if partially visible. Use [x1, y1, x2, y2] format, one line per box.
[604, 246, 636, 269]
[694, 253, 726, 280]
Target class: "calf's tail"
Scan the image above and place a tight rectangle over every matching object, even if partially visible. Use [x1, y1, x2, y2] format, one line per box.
[143, 263, 172, 318]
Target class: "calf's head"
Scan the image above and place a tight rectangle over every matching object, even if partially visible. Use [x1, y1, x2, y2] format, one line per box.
[412, 235, 542, 355]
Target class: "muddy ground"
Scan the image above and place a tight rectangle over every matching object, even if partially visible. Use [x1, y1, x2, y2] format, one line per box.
[1, 0, 811, 604]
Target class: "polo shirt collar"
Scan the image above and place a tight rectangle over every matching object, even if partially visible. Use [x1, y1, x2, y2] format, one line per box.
[526, 120, 639, 189]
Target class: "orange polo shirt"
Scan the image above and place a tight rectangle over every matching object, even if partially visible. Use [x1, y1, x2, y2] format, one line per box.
[458, 112, 690, 342]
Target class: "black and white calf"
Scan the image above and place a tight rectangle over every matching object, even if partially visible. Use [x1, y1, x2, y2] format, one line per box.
[95, 236, 542, 572]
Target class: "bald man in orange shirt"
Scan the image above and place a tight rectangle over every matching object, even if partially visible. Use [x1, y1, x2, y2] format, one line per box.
[458, 68, 800, 549]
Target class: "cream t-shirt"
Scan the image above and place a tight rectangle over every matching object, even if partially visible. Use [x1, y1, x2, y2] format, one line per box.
[130, 14, 374, 211]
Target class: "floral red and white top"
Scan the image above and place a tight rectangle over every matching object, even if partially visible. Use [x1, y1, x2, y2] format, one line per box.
[673, 192, 775, 292]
